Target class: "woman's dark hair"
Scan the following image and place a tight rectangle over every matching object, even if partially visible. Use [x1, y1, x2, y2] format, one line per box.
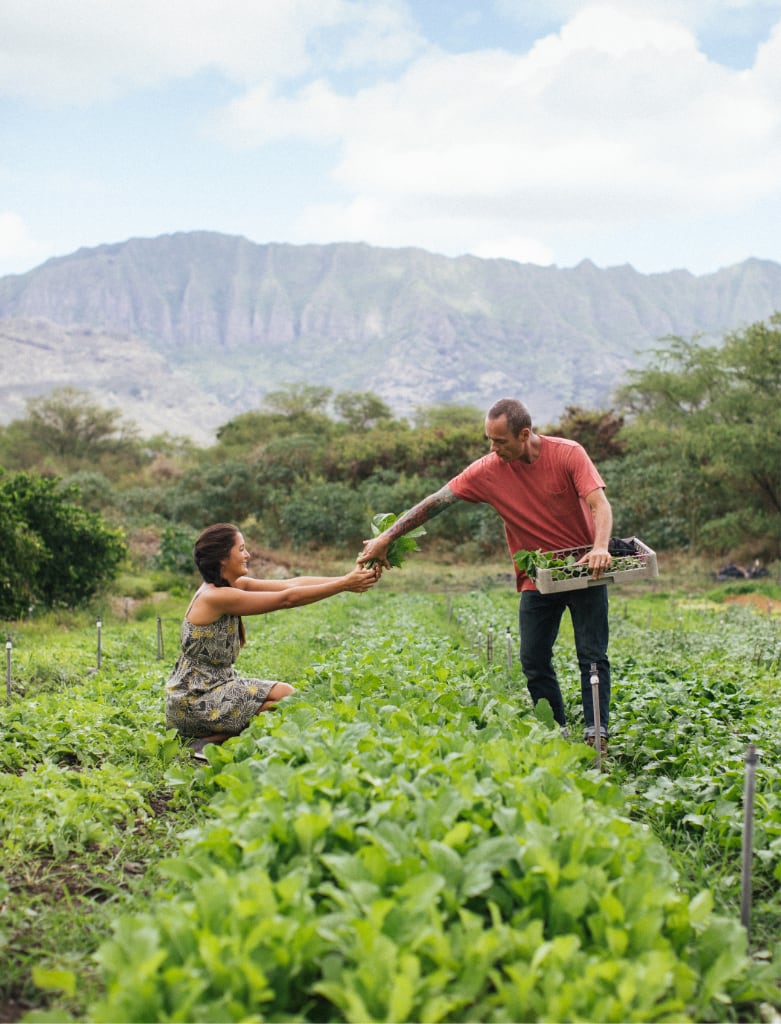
[486, 398, 532, 436]
[193, 523, 246, 646]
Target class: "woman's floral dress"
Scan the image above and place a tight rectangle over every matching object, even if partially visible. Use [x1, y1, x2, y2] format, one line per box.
[165, 613, 277, 737]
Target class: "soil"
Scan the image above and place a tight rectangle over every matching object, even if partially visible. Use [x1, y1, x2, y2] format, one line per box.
[723, 593, 781, 615]
[0, 791, 176, 1023]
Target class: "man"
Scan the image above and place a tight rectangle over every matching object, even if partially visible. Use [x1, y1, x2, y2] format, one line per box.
[359, 398, 613, 752]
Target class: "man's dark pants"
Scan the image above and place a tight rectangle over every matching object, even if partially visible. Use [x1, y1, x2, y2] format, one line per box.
[519, 585, 610, 737]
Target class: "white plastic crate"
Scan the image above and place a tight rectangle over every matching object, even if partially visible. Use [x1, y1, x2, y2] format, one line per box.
[533, 537, 658, 594]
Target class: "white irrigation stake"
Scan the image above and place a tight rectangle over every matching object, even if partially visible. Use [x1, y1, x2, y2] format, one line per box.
[741, 743, 758, 940]
[96, 617, 102, 670]
[590, 661, 602, 770]
[506, 626, 513, 673]
[5, 637, 11, 704]
[487, 624, 494, 664]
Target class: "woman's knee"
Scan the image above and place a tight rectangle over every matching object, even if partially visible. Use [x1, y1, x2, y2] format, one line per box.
[257, 682, 296, 711]
[269, 682, 295, 700]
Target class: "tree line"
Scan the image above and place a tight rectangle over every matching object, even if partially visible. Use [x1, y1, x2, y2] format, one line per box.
[1, 316, 778, 617]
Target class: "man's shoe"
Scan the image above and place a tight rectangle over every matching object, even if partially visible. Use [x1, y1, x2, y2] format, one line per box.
[586, 734, 608, 755]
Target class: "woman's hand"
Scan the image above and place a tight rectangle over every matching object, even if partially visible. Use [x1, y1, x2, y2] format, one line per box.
[342, 563, 381, 592]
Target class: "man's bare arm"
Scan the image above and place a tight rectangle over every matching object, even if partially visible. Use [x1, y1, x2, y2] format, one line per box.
[359, 485, 461, 567]
[580, 487, 613, 578]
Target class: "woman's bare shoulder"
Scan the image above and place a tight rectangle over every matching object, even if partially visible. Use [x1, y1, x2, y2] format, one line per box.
[185, 584, 226, 625]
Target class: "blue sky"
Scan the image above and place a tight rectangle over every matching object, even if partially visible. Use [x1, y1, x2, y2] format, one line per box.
[2, 0, 781, 278]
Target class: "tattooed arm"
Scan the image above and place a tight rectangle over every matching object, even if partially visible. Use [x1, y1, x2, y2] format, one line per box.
[358, 485, 461, 569]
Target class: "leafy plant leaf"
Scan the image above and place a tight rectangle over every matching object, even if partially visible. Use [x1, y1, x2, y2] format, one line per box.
[367, 511, 426, 568]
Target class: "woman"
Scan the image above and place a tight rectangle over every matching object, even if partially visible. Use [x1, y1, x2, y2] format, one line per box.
[166, 523, 380, 761]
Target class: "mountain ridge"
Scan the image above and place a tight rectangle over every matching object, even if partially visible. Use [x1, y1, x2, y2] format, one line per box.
[2, 232, 780, 443]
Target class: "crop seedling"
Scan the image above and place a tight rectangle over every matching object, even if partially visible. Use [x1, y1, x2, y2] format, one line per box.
[3, 585, 781, 1022]
[513, 548, 578, 578]
[365, 511, 426, 568]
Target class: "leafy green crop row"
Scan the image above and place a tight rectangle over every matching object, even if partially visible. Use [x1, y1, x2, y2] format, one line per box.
[87, 599, 779, 1022]
[2, 591, 780, 1022]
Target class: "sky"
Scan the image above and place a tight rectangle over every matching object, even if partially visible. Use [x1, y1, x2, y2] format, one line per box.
[2, 0, 781, 279]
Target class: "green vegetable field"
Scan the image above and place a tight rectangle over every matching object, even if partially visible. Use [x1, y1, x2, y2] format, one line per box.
[1, 579, 780, 1022]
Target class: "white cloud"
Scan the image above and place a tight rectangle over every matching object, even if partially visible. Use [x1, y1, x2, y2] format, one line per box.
[221, 2, 781, 267]
[3, 0, 781, 274]
[215, 79, 353, 146]
[464, 235, 556, 266]
[0, 0, 423, 104]
[0, 212, 49, 276]
[496, 0, 781, 38]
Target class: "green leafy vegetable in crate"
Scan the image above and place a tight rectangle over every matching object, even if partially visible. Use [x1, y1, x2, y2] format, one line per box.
[512, 549, 577, 578]
[610, 556, 642, 571]
[514, 547, 643, 580]
[365, 512, 426, 568]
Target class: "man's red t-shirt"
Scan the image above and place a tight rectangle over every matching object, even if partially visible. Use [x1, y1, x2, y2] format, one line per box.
[448, 435, 606, 591]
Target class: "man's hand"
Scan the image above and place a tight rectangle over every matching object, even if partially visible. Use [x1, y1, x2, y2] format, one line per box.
[579, 546, 612, 580]
[358, 486, 458, 570]
[358, 535, 392, 570]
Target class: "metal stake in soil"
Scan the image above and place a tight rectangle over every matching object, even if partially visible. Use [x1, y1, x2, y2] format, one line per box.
[96, 618, 102, 670]
[741, 743, 758, 939]
[590, 661, 602, 770]
[157, 616, 164, 660]
[5, 637, 11, 704]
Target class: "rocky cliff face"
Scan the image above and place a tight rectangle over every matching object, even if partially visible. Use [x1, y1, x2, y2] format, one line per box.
[2, 232, 780, 442]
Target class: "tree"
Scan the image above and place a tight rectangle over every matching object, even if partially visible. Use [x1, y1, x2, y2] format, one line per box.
[263, 384, 333, 420]
[215, 411, 289, 450]
[169, 460, 259, 527]
[0, 486, 42, 618]
[26, 387, 139, 459]
[333, 391, 394, 430]
[0, 470, 127, 617]
[155, 523, 199, 576]
[615, 316, 781, 556]
[0, 388, 144, 476]
[545, 406, 626, 463]
[413, 403, 484, 430]
[278, 481, 367, 549]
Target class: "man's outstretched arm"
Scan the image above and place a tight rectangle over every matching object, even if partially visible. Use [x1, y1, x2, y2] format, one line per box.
[359, 484, 461, 568]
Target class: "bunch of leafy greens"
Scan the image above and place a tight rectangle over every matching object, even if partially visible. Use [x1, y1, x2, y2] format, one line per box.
[514, 547, 643, 581]
[367, 511, 426, 568]
[512, 548, 577, 578]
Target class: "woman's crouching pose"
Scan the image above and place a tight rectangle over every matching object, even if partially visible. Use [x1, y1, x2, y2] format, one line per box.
[166, 522, 380, 761]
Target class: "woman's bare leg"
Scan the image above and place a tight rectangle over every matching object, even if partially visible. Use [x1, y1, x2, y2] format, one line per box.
[258, 681, 295, 713]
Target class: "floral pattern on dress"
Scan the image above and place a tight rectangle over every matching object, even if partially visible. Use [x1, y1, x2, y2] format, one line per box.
[165, 613, 277, 737]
